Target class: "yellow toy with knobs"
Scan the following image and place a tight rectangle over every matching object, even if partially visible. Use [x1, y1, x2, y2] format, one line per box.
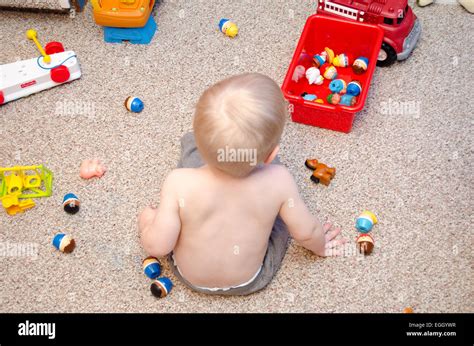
[0, 165, 53, 216]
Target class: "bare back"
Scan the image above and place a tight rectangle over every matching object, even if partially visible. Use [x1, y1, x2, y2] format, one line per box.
[172, 164, 285, 288]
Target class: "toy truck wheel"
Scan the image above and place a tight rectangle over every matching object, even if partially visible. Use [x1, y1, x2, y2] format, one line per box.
[45, 42, 65, 54]
[310, 175, 320, 184]
[377, 42, 397, 67]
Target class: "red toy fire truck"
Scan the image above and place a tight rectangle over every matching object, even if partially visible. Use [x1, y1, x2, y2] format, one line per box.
[316, 0, 421, 66]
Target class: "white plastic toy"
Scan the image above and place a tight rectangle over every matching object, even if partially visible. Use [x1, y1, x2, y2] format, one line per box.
[0, 29, 81, 105]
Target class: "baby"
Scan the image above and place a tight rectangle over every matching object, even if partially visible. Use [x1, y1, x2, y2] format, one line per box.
[139, 73, 347, 295]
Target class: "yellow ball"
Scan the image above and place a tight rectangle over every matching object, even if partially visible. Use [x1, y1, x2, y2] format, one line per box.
[226, 25, 238, 38]
[26, 29, 37, 40]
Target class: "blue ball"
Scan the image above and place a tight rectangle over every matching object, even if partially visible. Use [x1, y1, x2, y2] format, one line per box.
[63, 193, 78, 204]
[52, 233, 75, 253]
[150, 277, 173, 298]
[63, 193, 80, 214]
[340, 94, 356, 106]
[347, 81, 362, 96]
[329, 79, 346, 94]
[143, 256, 161, 279]
[52, 233, 66, 250]
[356, 217, 374, 233]
[125, 97, 144, 113]
[218, 18, 229, 31]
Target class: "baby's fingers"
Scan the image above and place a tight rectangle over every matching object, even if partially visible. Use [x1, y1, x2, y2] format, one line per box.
[325, 237, 347, 249]
[325, 226, 342, 242]
[323, 222, 333, 233]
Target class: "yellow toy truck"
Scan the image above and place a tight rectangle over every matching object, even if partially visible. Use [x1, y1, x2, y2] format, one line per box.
[91, 0, 155, 28]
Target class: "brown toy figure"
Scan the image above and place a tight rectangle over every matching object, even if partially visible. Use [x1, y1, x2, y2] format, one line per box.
[305, 159, 336, 186]
[356, 233, 374, 255]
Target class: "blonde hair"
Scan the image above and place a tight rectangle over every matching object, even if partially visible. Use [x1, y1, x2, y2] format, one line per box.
[194, 73, 287, 177]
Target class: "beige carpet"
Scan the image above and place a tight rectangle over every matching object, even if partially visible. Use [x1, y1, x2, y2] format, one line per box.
[0, 1, 472, 313]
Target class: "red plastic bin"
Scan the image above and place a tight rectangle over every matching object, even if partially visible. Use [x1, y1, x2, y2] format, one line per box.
[281, 15, 384, 133]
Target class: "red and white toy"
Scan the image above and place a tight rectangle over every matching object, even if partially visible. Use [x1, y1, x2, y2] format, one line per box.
[0, 29, 81, 105]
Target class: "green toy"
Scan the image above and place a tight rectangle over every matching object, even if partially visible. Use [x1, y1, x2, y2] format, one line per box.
[0, 165, 53, 215]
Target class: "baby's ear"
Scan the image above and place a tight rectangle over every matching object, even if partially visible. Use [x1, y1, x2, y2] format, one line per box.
[264, 145, 280, 164]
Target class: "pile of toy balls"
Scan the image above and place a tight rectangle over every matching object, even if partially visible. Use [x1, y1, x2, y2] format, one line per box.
[355, 211, 377, 255]
[52, 193, 81, 253]
[293, 47, 369, 106]
[143, 256, 174, 298]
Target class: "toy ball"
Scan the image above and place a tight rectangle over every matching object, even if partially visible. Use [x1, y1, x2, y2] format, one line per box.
[327, 93, 341, 105]
[332, 53, 350, 67]
[356, 233, 374, 255]
[356, 211, 378, 233]
[150, 277, 173, 298]
[340, 94, 357, 106]
[324, 47, 335, 64]
[301, 92, 317, 102]
[292, 65, 306, 82]
[52, 233, 76, 253]
[329, 79, 347, 94]
[347, 80, 362, 96]
[321, 63, 337, 80]
[218, 18, 238, 38]
[353, 57, 369, 75]
[142, 256, 161, 279]
[63, 193, 80, 215]
[312, 53, 326, 68]
[125, 96, 144, 113]
[305, 67, 323, 85]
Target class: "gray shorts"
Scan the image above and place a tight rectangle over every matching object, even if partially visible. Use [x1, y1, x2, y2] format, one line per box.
[168, 132, 289, 296]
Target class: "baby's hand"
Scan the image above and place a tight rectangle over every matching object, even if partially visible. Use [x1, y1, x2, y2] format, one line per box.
[138, 206, 157, 232]
[323, 222, 348, 257]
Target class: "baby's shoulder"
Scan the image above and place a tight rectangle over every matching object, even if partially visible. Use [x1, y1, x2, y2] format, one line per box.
[255, 164, 296, 189]
[161, 168, 201, 191]
[260, 164, 293, 179]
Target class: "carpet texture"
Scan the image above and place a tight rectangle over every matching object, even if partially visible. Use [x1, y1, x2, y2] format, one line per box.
[0, 1, 472, 313]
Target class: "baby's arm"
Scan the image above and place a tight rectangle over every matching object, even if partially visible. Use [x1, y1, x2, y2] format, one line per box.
[139, 171, 181, 258]
[277, 167, 346, 256]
